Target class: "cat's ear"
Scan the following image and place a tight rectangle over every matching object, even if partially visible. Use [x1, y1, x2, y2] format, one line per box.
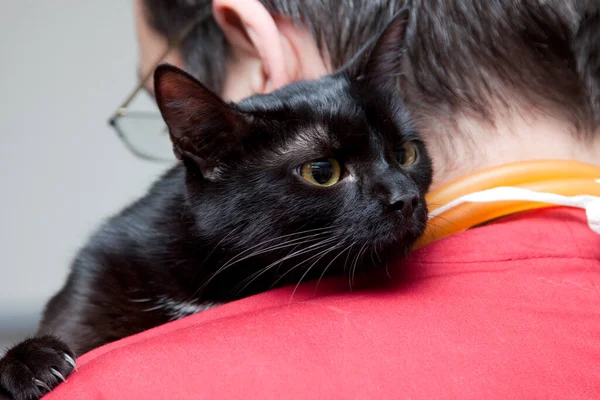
[154, 64, 248, 175]
[346, 9, 409, 86]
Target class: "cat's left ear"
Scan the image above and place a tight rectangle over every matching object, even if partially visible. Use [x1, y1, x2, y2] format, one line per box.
[154, 64, 248, 176]
[346, 8, 410, 86]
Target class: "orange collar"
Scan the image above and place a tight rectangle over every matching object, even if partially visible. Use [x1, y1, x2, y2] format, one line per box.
[415, 160, 600, 249]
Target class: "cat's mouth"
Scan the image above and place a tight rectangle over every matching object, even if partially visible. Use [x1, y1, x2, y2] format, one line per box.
[326, 209, 427, 271]
[367, 206, 428, 261]
[387, 202, 428, 240]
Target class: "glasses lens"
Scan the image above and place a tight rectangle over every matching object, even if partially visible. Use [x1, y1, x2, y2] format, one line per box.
[113, 113, 175, 162]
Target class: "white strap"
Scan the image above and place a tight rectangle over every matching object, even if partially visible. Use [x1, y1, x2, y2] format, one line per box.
[429, 179, 600, 234]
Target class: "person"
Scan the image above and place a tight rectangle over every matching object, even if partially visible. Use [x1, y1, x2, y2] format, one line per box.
[44, 0, 600, 399]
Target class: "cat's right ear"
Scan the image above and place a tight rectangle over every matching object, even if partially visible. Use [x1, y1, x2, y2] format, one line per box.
[154, 64, 248, 175]
[345, 9, 409, 87]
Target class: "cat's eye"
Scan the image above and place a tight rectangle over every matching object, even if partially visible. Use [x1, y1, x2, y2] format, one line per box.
[298, 158, 342, 187]
[395, 141, 418, 167]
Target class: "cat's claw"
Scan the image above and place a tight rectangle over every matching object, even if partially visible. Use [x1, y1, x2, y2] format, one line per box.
[63, 354, 77, 371]
[0, 335, 75, 400]
[33, 378, 52, 392]
[50, 368, 66, 382]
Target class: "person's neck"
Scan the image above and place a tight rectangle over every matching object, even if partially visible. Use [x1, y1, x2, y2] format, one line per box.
[426, 110, 600, 190]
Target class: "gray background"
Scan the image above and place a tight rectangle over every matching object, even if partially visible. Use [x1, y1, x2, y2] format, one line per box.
[0, 1, 170, 350]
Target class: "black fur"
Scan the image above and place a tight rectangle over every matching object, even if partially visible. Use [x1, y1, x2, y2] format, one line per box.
[0, 11, 432, 399]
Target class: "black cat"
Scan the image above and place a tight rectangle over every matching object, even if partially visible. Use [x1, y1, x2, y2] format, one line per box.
[0, 11, 432, 400]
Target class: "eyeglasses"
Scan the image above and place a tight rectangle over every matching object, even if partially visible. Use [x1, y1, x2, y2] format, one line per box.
[107, 10, 211, 162]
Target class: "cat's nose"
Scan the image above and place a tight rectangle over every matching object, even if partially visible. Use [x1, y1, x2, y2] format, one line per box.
[388, 194, 421, 217]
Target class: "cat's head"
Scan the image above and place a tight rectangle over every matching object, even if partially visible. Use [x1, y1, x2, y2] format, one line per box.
[154, 10, 432, 280]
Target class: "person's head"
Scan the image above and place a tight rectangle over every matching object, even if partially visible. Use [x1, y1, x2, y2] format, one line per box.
[135, 0, 399, 99]
[135, 0, 600, 188]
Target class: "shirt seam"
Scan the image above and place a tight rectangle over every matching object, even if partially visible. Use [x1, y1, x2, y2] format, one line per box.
[407, 255, 600, 265]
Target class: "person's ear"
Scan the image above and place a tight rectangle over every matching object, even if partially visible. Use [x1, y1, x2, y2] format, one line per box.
[213, 0, 330, 100]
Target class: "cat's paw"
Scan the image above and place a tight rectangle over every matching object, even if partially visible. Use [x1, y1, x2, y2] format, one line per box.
[0, 335, 76, 400]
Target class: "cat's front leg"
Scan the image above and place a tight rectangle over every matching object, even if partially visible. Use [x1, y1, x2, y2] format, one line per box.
[0, 259, 92, 400]
[0, 335, 76, 400]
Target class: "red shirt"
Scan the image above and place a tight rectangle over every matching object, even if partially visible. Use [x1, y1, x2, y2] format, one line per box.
[46, 208, 600, 399]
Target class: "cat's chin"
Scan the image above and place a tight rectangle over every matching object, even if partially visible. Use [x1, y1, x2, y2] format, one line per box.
[376, 214, 427, 251]
[381, 235, 420, 260]
[374, 221, 427, 263]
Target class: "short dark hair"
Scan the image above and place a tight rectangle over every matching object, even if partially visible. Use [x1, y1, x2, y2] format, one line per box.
[142, 0, 401, 95]
[142, 0, 229, 94]
[403, 0, 599, 138]
[142, 0, 600, 137]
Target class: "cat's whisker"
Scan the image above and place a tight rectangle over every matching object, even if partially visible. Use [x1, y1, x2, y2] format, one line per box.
[313, 242, 356, 297]
[235, 237, 339, 296]
[218, 228, 333, 268]
[224, 234, 327, 271]
[227, 227, 334, 265]
[288, 243, 342, 305]
[244, 240, 305, 286]
[424, 217, 457, 237]
[199, 229, 335, 292]
[359, 243, 370, 266]
[199, 224, 242, 267]
[217, 233, 333, 279]
[355, 244, 369, 288]
[429, 214, 461, 231]
[266, 239, 341, 291]
[233, 248, 300, 293]
[349, 243, 368, 291]
[374, 244, 382, 263]
[347, 249, 356, 291]
[274, 243, 302, 275]
[343, 244, 355, 284]
[219, 226, 334, 268]
[385, 262, 392, 279]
